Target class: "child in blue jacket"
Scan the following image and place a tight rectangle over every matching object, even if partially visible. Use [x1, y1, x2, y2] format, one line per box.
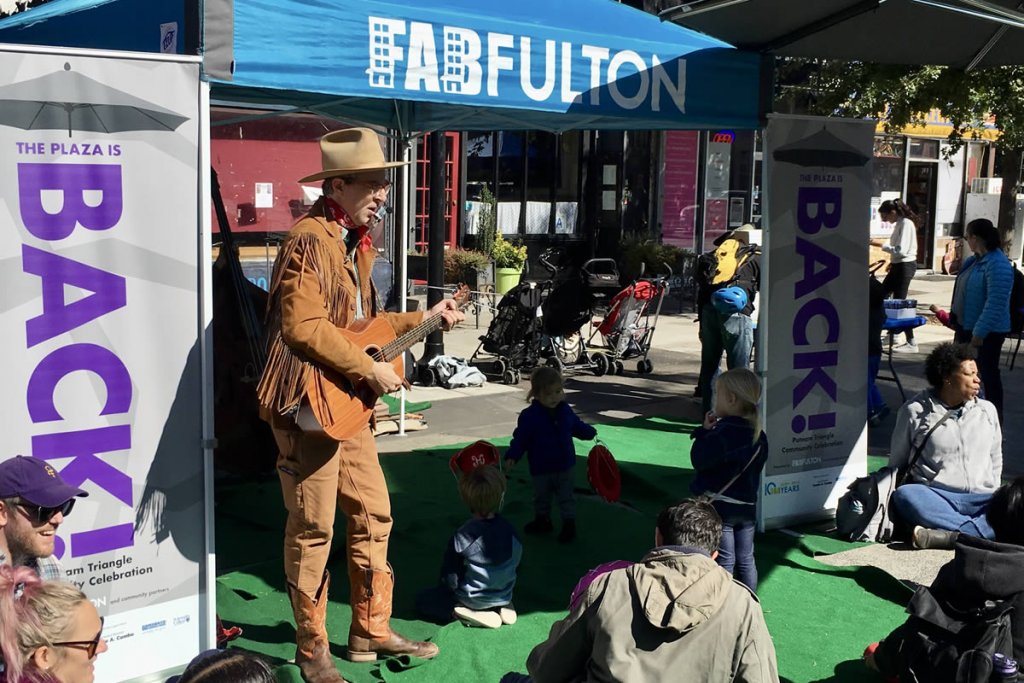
[505, 367, 597, 543]
[690, 367, 768, 592]
[416, 465, 523, 629]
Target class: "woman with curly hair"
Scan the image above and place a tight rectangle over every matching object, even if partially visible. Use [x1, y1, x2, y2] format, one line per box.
[0, 565, 107, 683]
[888, 342, 1002, 550]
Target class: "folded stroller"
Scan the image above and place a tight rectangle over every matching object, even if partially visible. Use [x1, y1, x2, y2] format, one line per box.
[470, 280, 550, 384]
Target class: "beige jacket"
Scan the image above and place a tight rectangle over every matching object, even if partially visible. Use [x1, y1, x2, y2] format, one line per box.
[527, 548, 779, 683]
[257, 197, 422, 425]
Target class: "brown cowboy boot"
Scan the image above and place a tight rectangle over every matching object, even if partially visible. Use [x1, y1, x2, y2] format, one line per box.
[288, 572, 348, 683]
[346, 567, 439, 662]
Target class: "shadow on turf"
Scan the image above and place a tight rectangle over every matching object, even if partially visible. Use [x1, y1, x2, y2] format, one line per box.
[801, 658, 873, 682]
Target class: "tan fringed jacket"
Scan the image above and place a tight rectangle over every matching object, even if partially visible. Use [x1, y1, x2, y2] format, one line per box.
[257, 198, 422, 427]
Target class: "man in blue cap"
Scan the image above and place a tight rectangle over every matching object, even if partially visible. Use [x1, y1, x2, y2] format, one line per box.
[0, 455, 87, 580]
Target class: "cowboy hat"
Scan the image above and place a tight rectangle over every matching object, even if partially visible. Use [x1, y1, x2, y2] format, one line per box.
[299, 127, 408, 183]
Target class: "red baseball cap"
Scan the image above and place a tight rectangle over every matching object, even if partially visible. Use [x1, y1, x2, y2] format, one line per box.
[0, 456, 87, 507]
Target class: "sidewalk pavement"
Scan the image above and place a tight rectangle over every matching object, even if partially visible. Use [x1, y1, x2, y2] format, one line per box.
[393, 272, 1021, 471]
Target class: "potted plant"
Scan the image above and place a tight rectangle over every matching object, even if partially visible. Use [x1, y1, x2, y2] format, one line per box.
[443, 248, 493, 290]
[492, 234, 528, 294]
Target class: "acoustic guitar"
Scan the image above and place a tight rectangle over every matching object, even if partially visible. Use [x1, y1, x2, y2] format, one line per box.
[298, 285, 472, 440]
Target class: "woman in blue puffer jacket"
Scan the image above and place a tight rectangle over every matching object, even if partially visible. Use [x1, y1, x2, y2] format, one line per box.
[949, 218, 1013, 422]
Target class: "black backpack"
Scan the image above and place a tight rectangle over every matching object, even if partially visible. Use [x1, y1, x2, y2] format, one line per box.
[876, 587, 1015, 683]
[1009, 265, 1024, 335]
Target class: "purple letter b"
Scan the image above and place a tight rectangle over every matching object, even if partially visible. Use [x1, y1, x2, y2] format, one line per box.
[18, 163, 123, 241]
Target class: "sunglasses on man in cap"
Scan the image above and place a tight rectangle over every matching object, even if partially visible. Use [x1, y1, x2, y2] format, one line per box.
[12, 497, 76, 524]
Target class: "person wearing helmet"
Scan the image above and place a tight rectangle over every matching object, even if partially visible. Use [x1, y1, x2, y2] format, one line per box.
[695, 229, 761, 415]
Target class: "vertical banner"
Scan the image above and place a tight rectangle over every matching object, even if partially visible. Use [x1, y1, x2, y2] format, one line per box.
[0, 46, 207, 681]
[759, 115, 874, 530]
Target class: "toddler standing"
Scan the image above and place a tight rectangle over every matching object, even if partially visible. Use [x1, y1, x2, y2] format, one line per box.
[505, 367, 596, 543]
[689, 367, 768, 592]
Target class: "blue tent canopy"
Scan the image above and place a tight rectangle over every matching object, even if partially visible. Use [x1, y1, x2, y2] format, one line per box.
[0, 0, 762, 135]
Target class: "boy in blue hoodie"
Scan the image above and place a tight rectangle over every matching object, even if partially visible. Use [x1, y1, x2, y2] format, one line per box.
[416, 465, 523, 629]
[505, 367, 597, 543]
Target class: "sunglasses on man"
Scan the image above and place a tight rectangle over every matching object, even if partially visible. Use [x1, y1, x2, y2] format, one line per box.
[14, 498, 75, 524]
[53, 617, 104, 659]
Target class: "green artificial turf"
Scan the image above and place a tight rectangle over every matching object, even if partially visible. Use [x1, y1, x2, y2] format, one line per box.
[216, 417, 911, 683]
[379, 394, 432, 414]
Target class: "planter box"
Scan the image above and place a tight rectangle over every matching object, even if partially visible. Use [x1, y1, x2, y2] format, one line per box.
[459, 263, 494, 291]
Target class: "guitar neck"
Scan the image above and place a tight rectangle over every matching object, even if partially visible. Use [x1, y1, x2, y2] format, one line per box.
[378, 313, 446, 362]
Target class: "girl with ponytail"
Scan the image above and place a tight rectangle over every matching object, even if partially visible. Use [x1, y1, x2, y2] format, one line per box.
[0, 565, 106, 683]
[689, 368, 769, 592]
[872, 197, 921, 352]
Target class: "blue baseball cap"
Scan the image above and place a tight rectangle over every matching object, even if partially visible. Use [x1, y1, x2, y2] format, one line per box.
[0, 456, 87, 507]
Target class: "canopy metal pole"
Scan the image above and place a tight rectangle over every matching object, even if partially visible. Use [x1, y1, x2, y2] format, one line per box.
[399, 138, 412, 436]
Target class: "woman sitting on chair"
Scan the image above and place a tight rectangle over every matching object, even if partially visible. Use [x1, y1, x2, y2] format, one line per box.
[889, 342, 1002, 550]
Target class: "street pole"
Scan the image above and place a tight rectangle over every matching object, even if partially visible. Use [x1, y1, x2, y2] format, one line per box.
[421, 130, 447, 367]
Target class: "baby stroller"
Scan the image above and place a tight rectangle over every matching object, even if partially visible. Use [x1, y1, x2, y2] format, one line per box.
[539, 253, 623, 376]
[469, 279, 551, 384]
[588, 266, 670, 375]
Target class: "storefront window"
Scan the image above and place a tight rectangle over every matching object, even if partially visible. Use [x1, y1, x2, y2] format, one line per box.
[465, 131, 494, 201]
[464, 130, 582, 238]
[908, 138, 940, 159]
[873, 135, 904, 196]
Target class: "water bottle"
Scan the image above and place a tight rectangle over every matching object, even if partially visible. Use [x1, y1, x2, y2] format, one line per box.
[993, 653, 1019, 681]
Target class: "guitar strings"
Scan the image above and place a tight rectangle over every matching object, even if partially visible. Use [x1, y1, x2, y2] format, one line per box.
[377, 312, 445, 361]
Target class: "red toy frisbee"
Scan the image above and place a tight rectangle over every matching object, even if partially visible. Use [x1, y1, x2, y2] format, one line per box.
[587, 443, 621, 502]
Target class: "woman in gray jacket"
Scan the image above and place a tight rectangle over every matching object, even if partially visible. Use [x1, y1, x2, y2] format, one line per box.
[888, 343, 1001, 549]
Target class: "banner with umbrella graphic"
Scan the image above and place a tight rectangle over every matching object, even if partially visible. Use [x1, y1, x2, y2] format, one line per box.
[0, 60, 188, 137]
[0, 45, 207, 683]
[759, 114, 876, 531]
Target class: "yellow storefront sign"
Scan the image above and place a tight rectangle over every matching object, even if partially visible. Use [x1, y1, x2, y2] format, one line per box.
[875, 108, 1000, 142]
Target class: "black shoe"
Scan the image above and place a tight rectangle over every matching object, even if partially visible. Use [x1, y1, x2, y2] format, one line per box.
[558, 520, 576, 543]
[912, 526, 959, 550]
[524, 516, 553, 535]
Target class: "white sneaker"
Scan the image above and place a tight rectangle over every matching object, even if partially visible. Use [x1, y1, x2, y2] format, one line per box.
[892, 341, 919, 354]
[453, 605, 502, 629]
[498, 605, 517, 625]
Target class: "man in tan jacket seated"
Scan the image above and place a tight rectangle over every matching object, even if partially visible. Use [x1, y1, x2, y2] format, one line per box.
[257, 128, 463, 683]
[524, 498, 779, 683]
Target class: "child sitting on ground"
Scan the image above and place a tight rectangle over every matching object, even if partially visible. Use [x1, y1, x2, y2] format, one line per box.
[689, 367, 769, 593]
[505, 366, 597, 543]
[415, 464, 522, 629]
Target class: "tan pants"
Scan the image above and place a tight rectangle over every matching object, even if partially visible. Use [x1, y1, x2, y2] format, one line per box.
[274, 423, 393, 620]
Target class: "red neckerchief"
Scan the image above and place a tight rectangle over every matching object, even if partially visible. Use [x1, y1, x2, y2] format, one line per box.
[325, 197, 373, 252]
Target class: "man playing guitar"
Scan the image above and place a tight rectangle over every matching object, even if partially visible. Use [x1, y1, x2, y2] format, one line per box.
[257, 128, 463, 683]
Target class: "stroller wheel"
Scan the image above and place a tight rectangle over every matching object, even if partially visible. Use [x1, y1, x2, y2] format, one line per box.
[613, 360, 624, 375]
[494, 358, 508, 376]
[637, 359, 654, 374]
[502, 369, 519, 385]
[418, 366, 437, 387]
[546, 356, 563, 371]
[593, 354, 610, 376]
